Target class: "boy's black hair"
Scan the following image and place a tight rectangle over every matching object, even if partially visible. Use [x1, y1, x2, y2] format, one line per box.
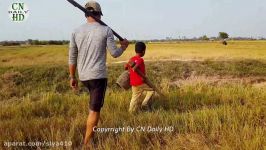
[135, 42, 146, 53]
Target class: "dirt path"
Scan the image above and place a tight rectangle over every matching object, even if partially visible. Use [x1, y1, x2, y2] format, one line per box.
[170, 75, 266, 88]
[109, 58, 266, 88]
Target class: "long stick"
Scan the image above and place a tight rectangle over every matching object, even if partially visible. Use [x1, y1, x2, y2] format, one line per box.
[128, 62, 165, 97]
[135, 68, 165, 97]
[66, 0, 124, 41]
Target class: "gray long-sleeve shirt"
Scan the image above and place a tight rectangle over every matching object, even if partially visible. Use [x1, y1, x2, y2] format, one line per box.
[69, 22, 124, 81]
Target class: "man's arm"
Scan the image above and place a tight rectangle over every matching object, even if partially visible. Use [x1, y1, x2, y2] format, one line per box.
[69, 32, 78, 90]
[106, 28, 129, 58]
[69, 64, 76, 78]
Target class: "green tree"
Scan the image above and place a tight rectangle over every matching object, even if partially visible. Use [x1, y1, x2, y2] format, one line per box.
[219, 32, 229, 39]
[200, 35, 209, 41]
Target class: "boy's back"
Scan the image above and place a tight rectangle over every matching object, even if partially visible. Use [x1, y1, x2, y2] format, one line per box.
[129, 55, 146, 86]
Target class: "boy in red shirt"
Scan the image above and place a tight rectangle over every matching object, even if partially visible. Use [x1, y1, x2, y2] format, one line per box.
[125, 42, 155, 113]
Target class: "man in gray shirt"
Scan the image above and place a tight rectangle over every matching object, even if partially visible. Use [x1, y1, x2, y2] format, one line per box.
[68, 1, 129, 147]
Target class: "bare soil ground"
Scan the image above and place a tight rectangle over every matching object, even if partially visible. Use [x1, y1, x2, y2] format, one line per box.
[171, 74, 266, 88]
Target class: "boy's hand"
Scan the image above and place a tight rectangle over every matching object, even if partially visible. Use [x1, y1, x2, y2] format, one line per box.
[124, 63, 129, 70]
[142, 76, 147, 81]
[120, 39, 129, 50]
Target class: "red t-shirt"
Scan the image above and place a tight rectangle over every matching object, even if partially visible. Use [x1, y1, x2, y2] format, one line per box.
[128, 55, 145, 86]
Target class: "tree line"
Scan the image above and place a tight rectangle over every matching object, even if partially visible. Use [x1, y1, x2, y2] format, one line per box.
[1, 32, 265, 46]
[0, 39, 69, 46]
[28, 39, 69, 45]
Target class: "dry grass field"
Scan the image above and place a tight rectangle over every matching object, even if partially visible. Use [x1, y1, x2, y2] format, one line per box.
[0, 41, 265, 149]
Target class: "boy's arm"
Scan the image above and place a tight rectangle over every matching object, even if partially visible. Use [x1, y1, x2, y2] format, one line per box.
[132, 64, 139, 71]
[124, 63, 129, 70]
[129, 61, 147, 81]
[129, 60, 165, 97]
[133, 65, 147, 81]
[134, 66, 147, 81]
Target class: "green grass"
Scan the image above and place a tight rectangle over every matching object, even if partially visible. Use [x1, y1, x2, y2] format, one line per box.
[0, 41, 266, 149]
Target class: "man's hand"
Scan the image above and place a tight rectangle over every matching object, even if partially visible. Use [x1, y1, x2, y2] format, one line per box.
[120, 39, 129, 50]
[69, 64, 78, 91]
[70, 78, 78, 91]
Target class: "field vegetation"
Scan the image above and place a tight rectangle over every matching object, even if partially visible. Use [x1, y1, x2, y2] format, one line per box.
[0, 41, 265, 149]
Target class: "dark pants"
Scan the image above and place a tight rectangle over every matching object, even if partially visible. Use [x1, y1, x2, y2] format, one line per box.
[82, 78, 107, 112]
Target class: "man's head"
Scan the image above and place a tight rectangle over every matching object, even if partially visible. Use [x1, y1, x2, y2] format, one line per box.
[85, 1, 103, 20]
[135, 42, 146, 57]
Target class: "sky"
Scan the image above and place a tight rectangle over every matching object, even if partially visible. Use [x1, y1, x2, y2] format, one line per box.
[0, 0, 266, 41]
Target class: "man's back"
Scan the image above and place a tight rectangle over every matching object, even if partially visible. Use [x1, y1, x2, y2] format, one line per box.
[69, 22, 123, 81]
[67, 1, 129, 147]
